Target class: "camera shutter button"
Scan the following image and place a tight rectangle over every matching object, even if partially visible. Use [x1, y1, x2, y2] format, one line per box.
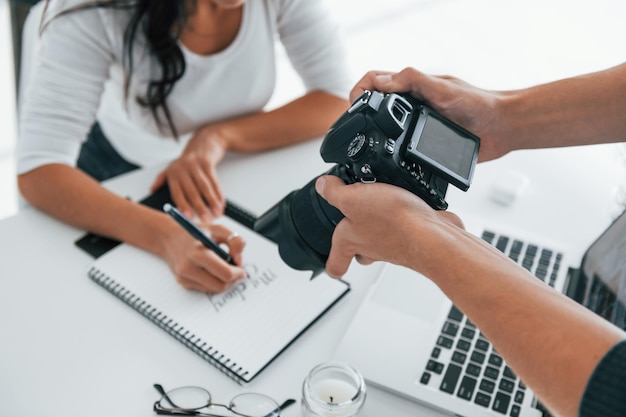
[360, 164, 377, 183]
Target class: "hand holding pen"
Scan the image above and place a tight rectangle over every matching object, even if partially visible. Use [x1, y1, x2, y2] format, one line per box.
[164, 203, 236, 264]
[163, 203, 247, 293]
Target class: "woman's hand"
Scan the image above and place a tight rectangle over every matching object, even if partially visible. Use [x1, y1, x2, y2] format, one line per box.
[162, 221, 247, 293]
[315, 175, 463, 278]
[350, 68, 510, 162]
[151, 126, 228, 222]
[150, 91, 348, 223]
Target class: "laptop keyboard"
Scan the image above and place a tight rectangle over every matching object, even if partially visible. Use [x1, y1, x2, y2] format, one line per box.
[419, 230, 563, 416]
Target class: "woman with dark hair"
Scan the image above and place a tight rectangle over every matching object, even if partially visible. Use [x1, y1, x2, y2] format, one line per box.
[16, 0, 351, 293]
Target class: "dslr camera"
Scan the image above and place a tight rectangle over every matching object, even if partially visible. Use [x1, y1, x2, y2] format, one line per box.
[254, 90, 480, 276]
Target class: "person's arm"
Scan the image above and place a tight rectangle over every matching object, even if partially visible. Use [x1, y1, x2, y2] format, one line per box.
[18, 164, 246, 293]
[150, 91, 348, 221]
[17, 6, 246, 293]
[201, 91, 349, 153]
[315, 175, 626, 417]
[349, 63, 626, 162]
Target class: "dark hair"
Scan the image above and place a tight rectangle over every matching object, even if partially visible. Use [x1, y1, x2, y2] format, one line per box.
[42, 0, 191, 137]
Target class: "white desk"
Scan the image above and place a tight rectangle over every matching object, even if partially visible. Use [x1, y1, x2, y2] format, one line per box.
[0, 137, 623, 417]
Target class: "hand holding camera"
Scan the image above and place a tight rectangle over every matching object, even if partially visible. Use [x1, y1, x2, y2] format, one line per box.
[254, 91, 480, 276]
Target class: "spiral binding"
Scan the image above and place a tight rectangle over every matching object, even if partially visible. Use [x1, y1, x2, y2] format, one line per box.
[88, 266, 250, 384]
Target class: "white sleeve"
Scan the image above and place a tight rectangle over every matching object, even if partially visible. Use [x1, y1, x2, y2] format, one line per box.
[17, 4, 117, 174]
[275, 0, 353, 100]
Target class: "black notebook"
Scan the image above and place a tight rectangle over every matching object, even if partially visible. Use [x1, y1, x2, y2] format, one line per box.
[87, 215, 350, 384]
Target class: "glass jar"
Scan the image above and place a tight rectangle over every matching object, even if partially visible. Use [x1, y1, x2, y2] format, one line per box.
[301, 362, 367, 417]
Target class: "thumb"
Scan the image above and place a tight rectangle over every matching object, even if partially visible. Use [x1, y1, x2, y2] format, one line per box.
[315, 175, 347, 207]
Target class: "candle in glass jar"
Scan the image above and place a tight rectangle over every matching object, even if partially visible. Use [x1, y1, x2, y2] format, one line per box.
[302, 362, 366, 417]
[312, 378, 357, 404]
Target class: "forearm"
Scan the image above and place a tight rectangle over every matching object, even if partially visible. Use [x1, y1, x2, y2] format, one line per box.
[499, 62, 626, 152]
[209, 91, 348, 152]
[18, 164, 179, 257]
[414, 224, 625, 417]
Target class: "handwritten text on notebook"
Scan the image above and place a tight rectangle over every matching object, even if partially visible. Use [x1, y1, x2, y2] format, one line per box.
[207, 263, 278, 313]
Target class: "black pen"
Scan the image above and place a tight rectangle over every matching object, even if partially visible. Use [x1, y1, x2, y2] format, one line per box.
[163, 203, 236, 266]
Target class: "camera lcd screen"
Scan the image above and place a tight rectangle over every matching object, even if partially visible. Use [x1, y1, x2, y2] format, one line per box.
[406, 110, 479, 189]
[417, 115, 476, 179]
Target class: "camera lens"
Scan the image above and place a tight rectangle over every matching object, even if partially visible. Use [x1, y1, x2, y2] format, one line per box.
[254, 166, 347, 276]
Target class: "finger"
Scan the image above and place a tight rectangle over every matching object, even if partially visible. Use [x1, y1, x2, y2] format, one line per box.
[227, 237, 245, 266]
[315, 175, 349, 212]
[177, 171, 215, 223]
[197, 248, 247, 283]
[189, 228, 247, 283]
[176, 264, 234, 294]
[355, 254, 376, 265]
[392, 68, 469, 115]
[176, 273, 212, 292]
[325, 246, 354, 278]
[207, 223, 241, 243]
[324, 223, 355, 278]
[193, 164, 225, 217]
[349, 70, 394, 101]
[168, 175, 194, 219]
[173, 259, 224, 292]
[375, 67, 433, 100]
[205, 224, 246, 265]
[350, 68, 442, 106]
[185, 249, 247, 293]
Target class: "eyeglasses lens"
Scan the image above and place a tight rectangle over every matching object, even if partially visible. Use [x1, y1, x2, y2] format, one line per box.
[229, 393, 281, 417]
[161, 386, 212, 411]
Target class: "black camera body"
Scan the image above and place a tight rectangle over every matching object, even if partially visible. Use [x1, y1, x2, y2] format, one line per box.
[320, 90, 479, 210]
[254, 91, 480, 276]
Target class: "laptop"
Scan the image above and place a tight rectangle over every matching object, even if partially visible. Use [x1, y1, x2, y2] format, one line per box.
[333, 210, 626, 417]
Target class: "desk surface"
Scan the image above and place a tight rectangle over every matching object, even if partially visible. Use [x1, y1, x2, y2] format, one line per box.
[0, 137, 624, 417]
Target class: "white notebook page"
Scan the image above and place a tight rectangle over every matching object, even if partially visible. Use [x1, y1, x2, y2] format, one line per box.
[87, 216, 349, 382]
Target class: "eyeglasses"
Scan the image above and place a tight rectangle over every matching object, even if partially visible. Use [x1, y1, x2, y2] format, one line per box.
[153, 383, 295, 417]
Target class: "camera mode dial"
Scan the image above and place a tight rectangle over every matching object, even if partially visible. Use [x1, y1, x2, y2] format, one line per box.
[346, 133, 369, 161]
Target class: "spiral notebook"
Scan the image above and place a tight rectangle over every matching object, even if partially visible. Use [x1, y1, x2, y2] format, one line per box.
[87, 215, 349, 384]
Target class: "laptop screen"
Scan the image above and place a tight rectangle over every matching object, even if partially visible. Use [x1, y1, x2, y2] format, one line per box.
[569, 209, 626, 330]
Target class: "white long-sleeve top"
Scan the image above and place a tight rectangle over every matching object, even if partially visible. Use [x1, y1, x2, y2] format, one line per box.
[17, 0, 351, 173]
